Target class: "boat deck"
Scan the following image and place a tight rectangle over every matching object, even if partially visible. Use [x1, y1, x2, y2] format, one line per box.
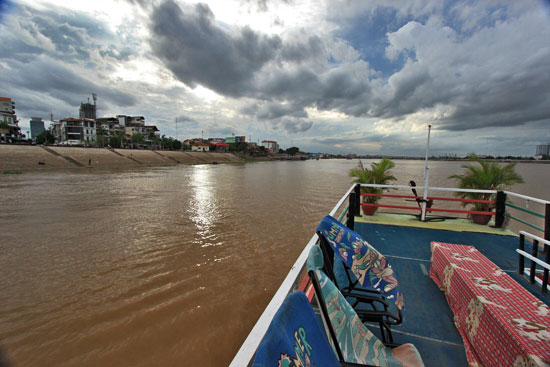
[334, 214, 550, 366]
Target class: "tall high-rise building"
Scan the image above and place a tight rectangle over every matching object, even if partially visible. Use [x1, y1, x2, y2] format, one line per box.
[30, 117, 45, 139]
[79, 102, 96, 119]
[536, 144, 550, 157]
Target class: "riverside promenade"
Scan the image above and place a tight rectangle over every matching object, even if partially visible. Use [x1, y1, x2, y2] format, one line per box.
[0, 144, 242, 172]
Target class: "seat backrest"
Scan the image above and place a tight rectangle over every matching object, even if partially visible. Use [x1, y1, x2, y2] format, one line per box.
[253, 291, 340, 367]
[307, 246, 407, 366]
[316, 215, 404, 310]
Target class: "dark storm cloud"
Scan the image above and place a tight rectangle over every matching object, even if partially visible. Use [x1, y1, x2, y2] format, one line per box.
[175, 114, 196, 123]
[281, 35, 324, 62]
[149, 0, 374, 126]
[280, 119, 313, 133]
[255, 102, 308, 120]
[150, 1, 282, 97]
[205, 122, 236, 136]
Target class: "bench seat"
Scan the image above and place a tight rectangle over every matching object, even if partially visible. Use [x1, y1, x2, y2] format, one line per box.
[429, 241, 550, 367]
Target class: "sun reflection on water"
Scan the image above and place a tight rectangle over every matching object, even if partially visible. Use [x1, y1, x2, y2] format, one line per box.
[188, 166, 219, 240]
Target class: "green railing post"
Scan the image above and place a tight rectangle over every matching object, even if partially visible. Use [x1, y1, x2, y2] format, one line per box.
[495, 191, 506, 228]
[354, 184, 361, 217]
[347, 192, 356, 231]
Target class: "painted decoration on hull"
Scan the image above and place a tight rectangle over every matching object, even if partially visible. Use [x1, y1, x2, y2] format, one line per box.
[317, 215, 404, 310]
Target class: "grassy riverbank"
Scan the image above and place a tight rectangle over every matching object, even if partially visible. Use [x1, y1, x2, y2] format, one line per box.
[0, 144, 243, 172]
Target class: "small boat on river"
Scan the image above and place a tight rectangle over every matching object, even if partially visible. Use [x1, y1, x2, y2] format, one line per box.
[231, 182, 550, 366]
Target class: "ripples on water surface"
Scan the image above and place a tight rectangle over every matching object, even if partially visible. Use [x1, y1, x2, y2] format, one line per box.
[0, 160, 548, 366]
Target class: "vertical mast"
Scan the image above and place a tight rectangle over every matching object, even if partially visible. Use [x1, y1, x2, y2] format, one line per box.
[421, 125, 432, 221]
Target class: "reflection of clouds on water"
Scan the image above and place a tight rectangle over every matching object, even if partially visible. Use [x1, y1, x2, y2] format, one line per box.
[189, 166, 219, 238]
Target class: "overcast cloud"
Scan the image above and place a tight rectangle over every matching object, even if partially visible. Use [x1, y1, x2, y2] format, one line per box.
[0, 0, 549, 155]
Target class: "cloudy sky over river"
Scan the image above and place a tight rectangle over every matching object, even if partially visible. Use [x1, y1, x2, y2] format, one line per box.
[1, 0, 549, 155]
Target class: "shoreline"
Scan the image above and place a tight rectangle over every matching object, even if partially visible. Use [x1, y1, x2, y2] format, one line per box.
[0, 144, 248, 173]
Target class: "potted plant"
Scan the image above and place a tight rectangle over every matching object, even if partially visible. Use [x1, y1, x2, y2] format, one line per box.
[448, 153, 523, 225]
[349, 159, 397, 215]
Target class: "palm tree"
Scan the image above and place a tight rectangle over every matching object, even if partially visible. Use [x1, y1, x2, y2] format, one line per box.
[448, 153, 524, 212]
[349, 159, 397, 214]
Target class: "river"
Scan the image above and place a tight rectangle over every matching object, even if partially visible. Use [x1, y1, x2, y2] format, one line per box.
[0, 159, 548, 366]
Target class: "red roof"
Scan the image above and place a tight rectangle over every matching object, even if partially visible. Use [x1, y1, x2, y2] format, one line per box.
[0, 97, 12, 102]
[214, 142, 228, 147]
[193, 142, 209, 146]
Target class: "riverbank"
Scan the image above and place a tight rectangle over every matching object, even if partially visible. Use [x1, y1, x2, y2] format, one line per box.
[0, 144, 244, 172]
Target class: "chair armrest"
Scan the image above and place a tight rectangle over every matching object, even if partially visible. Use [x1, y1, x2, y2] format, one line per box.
[356, 309, 402, 325]
[340, 291, 389, 307]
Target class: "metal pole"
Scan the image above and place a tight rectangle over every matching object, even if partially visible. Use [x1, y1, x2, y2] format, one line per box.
[495, 191, 507, 228]
[543, 242, 549, 292]
[421, 125, 432, 221]
[347, 192, 356, 230]
[518, 232, 525, 274]
[544, 203, 550, 292]
[530, 240, 539, 284]
[354, 184, 361, 217]
[544, 203, 550, 242]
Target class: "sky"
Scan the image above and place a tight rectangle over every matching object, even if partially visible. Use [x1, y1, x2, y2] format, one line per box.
[0, 0, 549, 156]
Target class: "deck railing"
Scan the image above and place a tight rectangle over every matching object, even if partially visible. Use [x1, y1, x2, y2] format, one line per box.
[518, 231, 550, 292]
[504, 191, 550, 240]
[357, 183, 504, 226]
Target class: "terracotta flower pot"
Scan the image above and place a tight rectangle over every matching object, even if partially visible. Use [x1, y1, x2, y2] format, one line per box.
[361, 204, 378, 216]
[471, 213, 491, 225]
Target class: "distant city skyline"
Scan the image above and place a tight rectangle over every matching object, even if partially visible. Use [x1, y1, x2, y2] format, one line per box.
[1, 0, 549, 155]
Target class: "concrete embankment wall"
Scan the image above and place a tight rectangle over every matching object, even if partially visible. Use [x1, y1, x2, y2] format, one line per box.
[0, 145, 242, 171]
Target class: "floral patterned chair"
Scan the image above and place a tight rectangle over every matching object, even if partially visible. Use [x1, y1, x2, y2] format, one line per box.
[317, 215, 404, 344]
[307, 245, 424, 367]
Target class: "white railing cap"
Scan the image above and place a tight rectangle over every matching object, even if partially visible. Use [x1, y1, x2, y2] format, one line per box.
[359, 183, 497, 194]
[519, 231, 550, 246]
[505, 191, 550, 205]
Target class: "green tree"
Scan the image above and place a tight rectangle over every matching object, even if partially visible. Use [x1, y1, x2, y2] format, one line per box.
[236, 142, 248, 151]
[285, 147, 299, 156]
[173, 139, 182, 150]
[96, 128, 108, 147]
[448, 153, 524, 211]
[35, 130, 55, 144]
[349, 159, 397, 207]
[131, 132, 144, 146]
[109, 134, 122, 148]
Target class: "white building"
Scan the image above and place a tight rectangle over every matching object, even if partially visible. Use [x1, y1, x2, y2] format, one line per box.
[0, 97, 20, 141]
[261, 140, 279, 152]
[52, 118, 96, 145]
[192, 142, 210, 151]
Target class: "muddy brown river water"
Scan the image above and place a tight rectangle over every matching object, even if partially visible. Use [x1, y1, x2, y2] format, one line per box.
[0, 160, 548, 366]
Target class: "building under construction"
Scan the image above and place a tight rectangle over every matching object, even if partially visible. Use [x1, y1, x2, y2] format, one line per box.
[79, 93, 97, 119]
